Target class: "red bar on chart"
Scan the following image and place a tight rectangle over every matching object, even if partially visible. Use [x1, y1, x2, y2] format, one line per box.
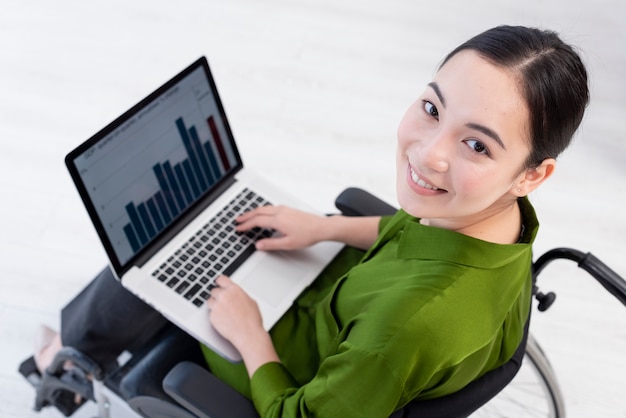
[207, 116, 231, 172]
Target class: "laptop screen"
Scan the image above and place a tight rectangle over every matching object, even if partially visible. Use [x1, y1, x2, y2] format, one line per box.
[66, 57, 242, 272]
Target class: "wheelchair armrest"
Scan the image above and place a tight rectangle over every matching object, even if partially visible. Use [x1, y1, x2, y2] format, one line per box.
[163, 361, 259, 418]
[335, 187, 397, 216]
[118, 325, 204, 401]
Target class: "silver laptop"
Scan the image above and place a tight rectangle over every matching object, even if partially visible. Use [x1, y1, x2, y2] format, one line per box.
[65, 57, 343, 362]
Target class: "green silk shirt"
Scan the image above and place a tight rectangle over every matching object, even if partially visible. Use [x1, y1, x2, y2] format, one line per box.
[202, 197, 537, 417]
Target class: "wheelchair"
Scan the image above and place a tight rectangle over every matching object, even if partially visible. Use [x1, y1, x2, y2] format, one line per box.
[19, 187, 626, 418]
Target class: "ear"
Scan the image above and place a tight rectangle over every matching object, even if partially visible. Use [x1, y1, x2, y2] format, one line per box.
[513, 158, 556, 196]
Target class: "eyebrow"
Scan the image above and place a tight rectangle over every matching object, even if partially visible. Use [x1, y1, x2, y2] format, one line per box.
[427, 82, 446, 108]
[427, 81, 506, 150]
[466, 123, 506, 150]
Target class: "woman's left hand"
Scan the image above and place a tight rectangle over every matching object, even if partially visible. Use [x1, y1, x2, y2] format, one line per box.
[206, 275, 263, 348]
[206, 275, 280, 376]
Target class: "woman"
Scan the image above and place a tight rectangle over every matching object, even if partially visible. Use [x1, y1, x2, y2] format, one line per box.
[34, 25, 589, 417]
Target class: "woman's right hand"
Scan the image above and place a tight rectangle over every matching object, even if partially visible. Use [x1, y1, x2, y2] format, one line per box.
[235, 205, 329, 251]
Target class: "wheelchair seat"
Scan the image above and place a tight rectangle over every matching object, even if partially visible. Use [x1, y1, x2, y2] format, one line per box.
[19, 187, 531, 418]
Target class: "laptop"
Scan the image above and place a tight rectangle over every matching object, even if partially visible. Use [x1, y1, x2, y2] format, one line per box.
[65, 57, 343, 362]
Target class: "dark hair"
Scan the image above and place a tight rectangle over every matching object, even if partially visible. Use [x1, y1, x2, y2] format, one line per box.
[441, 25, 589, 168]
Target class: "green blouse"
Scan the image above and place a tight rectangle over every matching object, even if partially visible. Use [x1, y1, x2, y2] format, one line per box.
[202, 198, 538, 417]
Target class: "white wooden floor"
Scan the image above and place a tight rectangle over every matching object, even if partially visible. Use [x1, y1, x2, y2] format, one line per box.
[1, 1, 625, 417]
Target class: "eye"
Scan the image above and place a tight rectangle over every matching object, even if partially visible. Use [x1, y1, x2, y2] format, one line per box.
[464, 139, 490, 156]
[422, 100, 439, 119]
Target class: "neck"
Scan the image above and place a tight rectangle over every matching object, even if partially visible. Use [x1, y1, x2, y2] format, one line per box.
[422, 199, 522, 244]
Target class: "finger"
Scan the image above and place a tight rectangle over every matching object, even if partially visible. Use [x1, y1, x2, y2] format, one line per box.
[235, 215, 279, 233]
[206, 286, 224, 310]
[206, 277, 229, 305]
[255, 236, 293, 251]
[214, 274, 232, 288]
[236, 205, 275, 223]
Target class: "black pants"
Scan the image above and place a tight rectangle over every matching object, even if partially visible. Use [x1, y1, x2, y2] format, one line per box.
[60, 267, 170, 370]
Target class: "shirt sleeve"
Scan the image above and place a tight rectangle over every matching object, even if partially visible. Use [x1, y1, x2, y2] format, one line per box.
[250, 341, 405, 418]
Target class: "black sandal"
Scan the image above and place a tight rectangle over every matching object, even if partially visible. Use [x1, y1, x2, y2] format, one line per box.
[19, 348, 103, 417]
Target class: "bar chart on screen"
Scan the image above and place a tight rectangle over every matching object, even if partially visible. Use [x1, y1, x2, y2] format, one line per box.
[73, 66, 238, 264]
[122, 114, 233, 253]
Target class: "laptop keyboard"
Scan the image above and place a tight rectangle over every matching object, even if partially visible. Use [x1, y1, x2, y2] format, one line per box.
[151, 188, 273, 308]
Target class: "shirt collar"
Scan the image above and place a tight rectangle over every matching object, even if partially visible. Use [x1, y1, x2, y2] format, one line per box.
[372, 197, 538, 269]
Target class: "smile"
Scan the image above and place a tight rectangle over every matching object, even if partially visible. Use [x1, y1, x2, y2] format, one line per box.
[410, 167, 441, 191]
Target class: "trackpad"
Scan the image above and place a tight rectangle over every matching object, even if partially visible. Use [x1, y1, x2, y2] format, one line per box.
[238, 253, 308, 308]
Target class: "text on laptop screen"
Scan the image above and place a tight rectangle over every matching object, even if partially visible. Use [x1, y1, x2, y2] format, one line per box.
[73, 65, 238, 266]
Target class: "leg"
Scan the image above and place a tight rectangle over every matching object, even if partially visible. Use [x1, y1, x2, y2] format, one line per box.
[24, 266, 171, 415]
[59, 266, 170, 370]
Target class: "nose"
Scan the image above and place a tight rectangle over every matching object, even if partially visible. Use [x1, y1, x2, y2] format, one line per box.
[417, 133, 450, 173]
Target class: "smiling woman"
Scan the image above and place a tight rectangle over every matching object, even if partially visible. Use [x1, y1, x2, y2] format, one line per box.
[396, 26, 588, 244]
[396, 50, 542, 242]
[28, 25, 589, 418]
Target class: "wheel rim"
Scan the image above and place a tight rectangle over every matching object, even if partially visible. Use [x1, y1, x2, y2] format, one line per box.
[471, 335, 564, 418]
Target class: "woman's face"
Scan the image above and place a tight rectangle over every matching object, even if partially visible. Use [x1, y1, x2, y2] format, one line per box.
[396, 50, 533, 231]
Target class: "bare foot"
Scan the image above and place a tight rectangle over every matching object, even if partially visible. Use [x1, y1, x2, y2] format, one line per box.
[34, 325, 62, 373]
[33, 326, 86, 404]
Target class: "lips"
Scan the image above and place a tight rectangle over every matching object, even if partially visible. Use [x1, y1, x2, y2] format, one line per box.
[410, 167, 445, 191]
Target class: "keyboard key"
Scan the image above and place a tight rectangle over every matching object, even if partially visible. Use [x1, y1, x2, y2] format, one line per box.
[184, 284, 201, 300]
[175, 281, 189, 294]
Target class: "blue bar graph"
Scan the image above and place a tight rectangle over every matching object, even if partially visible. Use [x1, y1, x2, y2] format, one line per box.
[122, 115, 229, 250]
[146, 198, 164, 231]
[124, 224, 140, 253]
[174, 163, 193, 204]
[125, 203, 147, 246]
[154, 192, 171, 224]
[163, 161, 186, 210]
[153, 164, 179, 218]
[183, 159, 200, 199]
[176, 118, 208, 192]
[189, 125, 217, 184]
[137, 203, 156, 239]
